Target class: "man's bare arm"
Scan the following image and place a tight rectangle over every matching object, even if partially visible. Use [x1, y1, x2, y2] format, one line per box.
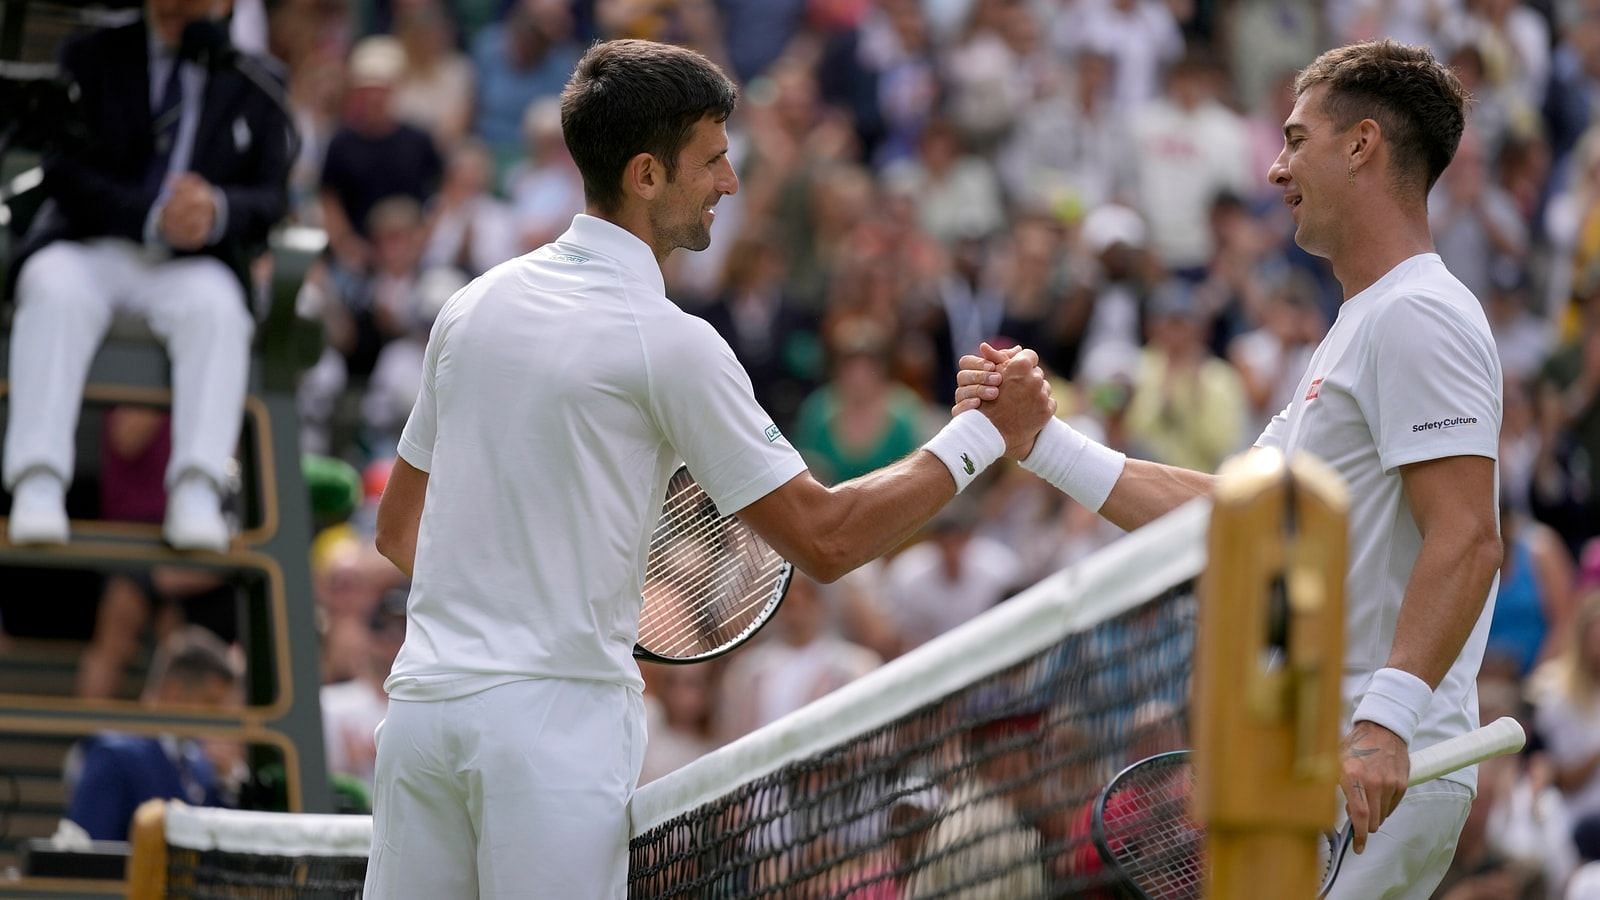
[1096, 460, 1216, 532]
[739, 350, 1054, 583]
[1388, 454, 1503, 687]
[375, 457, 429, 577]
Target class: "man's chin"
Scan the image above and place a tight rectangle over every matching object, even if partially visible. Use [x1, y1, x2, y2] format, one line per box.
[680, 228, 712, 253]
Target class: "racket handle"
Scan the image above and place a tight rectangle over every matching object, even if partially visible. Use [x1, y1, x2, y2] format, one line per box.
[1407, 717, 1526, 786]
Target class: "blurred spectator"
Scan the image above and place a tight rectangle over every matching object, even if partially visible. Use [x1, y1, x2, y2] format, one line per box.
[1228, 274, 1324, 442]
[470, 0, 581, 170]
[1533, 281, 1600, 556]
[697, 229, 822, 429]
[320, 35, 443, 273]
[362, 266, 469, 447]
[287, 46, 347, 226]
[1490, 499, 1579, 680]
[715, 0, 808, 83]
[997, 49, 1129, 218]
[884, 497, 1024, 654]
[1491, 265, 1559, 385]
[1070, 204, 1157, 374]
[1473, 676, 1580, 899]
[852, 0, 941, 166]
[1571, 815, 1600, 899]
[1197, 191, 1289, 355]
[77, 566, 238, 701]
[1130, 54, 1253, 275]
[423, 141, 521, 277]
[714, 576, 881, 741]
[1226, 0, 1320, 115]
[321, 588, 406, 791]
[4, 0, 293, 552]
[793, 319, 928, 485]
[1532, 594, 1600, 826]
[506, 98, 587, 251]
[392, 1, 475, 153]
[884, 118, 1007, 246]
[1430, 127, 1530, 304]
[65, 628, 242, 841]
[1326, 0, 1453, 47]
[1125, 283, 1247, 473]
[639, 663, 719, 785]
[1054, 0, 1184, 116]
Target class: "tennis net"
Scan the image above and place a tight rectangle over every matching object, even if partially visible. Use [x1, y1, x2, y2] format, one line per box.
[130, 800, 371, 899]
[627, 498, 1209, 899]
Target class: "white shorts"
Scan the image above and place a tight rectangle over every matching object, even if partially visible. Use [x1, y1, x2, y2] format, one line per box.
[1326, 779, 1473, 900]
[363, 678, 647, 899]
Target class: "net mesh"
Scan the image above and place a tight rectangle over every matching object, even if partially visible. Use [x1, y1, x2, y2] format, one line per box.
[138, 501, 1209, 900]
[166, 848, 368, 899]
[159, 803, 371, 899]
[627, 501, 1208, 900]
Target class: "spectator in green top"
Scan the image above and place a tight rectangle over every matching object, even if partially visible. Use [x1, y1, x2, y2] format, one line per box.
[793, 318, 927, 485]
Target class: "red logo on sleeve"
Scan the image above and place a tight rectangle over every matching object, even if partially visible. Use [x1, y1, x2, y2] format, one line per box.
[1305, 378, 1324, 401]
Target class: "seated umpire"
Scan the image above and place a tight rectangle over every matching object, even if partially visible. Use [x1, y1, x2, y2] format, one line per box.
[4, 0, 294, 550]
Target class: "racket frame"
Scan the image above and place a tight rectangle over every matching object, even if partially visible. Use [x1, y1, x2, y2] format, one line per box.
[1091, 750, 1193, 900]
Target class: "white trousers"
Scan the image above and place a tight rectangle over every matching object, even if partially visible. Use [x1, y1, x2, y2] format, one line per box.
[365, 679, 647, 900]
[3, 239, 253, 491]
[1326, 779, 1473, 900]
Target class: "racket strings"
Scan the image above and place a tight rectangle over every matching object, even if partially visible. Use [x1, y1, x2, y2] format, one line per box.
[637, 474, 788, 658]
[1101, 759, 1204, 900]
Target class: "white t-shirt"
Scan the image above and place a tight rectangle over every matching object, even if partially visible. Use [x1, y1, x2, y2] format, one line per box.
[1255, 253, 1502, 790]
[387, 214, 807, 700]
[320, 679, 388, 789]
[884, 536, 1023, 652]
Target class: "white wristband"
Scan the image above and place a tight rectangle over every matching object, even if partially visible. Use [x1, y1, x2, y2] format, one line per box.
[1352, 667, 1433, 745]
[1019, 417, 1126, 512]
[923, 410, 1007, 493]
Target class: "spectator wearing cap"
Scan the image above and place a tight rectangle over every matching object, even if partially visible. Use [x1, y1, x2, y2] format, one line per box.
[1065, 204, 1155, 379]
[321, 587, 407, 792]
[319, 36, 443, 274]
[4, 0, 295, 551]
[1124, 281, 1247, 473]
[883, 496, 1024, 654]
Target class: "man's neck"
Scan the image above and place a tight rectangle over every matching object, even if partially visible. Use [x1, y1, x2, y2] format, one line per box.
[588, 205, 669, 268]
[1329, 197, 1435, 301]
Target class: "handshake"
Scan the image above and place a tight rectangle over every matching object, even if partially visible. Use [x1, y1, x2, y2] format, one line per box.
[949, 341, 1055, 460]
[928, 341, 1126, 514]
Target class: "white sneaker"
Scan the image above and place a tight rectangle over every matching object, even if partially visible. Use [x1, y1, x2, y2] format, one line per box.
[163, 474, 229, 552]
[7, 472, 69, 545]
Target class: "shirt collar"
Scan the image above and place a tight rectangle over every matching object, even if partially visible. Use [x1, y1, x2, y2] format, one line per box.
[556, 214, 666, 297]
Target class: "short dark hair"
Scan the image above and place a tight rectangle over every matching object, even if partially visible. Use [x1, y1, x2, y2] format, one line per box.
[147, 627, 238, 694]
[560, 40, 738, 214]
[1294, 40, 1470, 197]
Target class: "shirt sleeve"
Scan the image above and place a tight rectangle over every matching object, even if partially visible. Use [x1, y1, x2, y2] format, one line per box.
[66, 743, 131, 841]
[1360, 294, 1501, 474]
[644, 314, 808, 516]
[1253, 403, 1291, 451]
[397, 318, 443, 472]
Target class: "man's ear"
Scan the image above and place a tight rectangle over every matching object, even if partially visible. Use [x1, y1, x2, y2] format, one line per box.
[1348, 118, 1381, 174]
[623, 151, 665, 203]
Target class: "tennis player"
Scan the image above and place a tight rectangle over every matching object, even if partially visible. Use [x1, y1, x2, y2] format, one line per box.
[364, 39, 1054, 899]
[958, 40, 1500, 899]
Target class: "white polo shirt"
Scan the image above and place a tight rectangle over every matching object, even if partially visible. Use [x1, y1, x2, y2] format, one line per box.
[1255, 253, 1502, 790]
[387, 215, 807, 700]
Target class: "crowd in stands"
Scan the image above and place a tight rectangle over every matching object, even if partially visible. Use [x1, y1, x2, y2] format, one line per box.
[8, 0, 1600, 893]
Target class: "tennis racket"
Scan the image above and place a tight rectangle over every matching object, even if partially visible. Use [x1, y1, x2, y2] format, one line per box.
[632, 466, 793, 664]
[1092, 717, 1527, 900]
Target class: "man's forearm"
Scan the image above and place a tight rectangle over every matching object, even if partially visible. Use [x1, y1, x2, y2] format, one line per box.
[1096, 459, 1215, 532]
[1385, 527, 1502, 688]
[807, 452, 958, 583]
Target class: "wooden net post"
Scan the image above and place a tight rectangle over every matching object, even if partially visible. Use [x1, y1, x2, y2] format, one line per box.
[125, 798, 169, 900]
[1196, 449, 1348, 899]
